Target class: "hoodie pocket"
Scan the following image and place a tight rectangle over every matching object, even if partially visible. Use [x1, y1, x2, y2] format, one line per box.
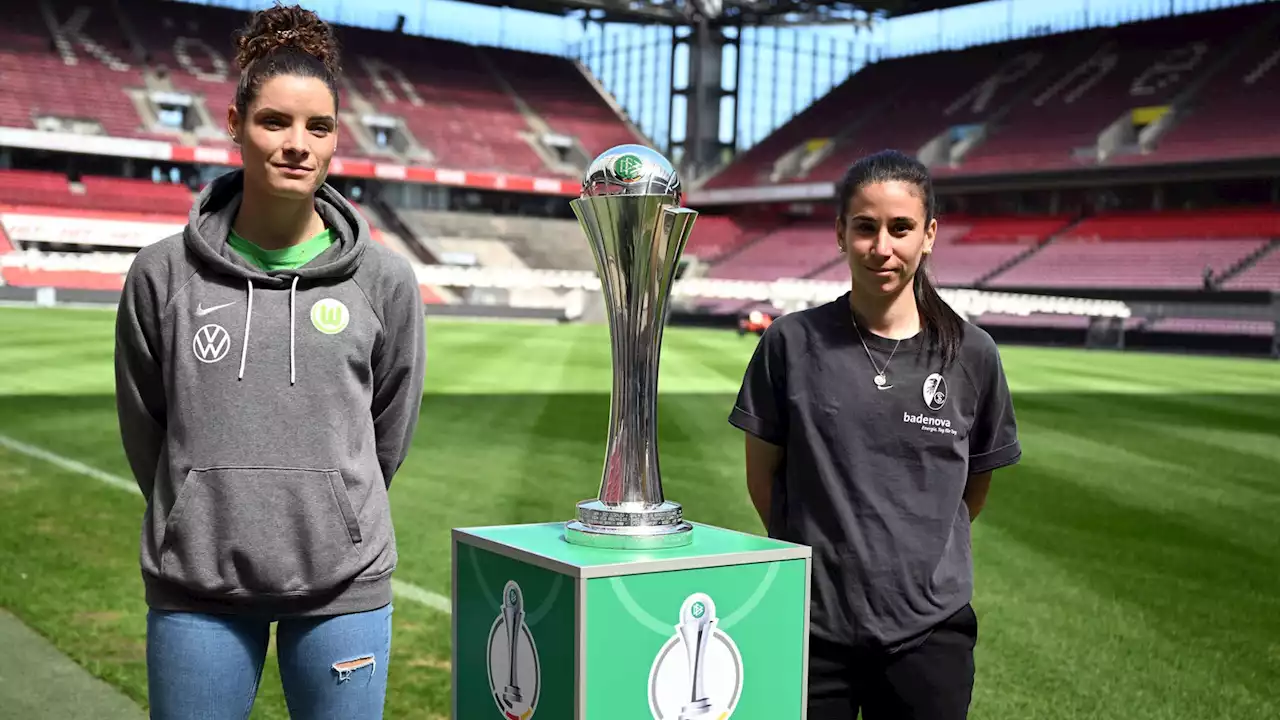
[160, 466, 363, 598]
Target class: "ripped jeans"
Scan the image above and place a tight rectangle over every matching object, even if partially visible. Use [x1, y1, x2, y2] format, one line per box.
[146, 604, 392, 720]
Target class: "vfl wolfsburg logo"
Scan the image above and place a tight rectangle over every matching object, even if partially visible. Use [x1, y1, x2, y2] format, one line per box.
[487, 580, 540, 719]
[311, 298, 349, 335]
[648, 593, 744, 720]
[613, 153, 644, 183]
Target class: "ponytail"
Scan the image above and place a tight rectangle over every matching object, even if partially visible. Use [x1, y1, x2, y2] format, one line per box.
[837, 149, 965, 371]
[914, 254, 965, 371]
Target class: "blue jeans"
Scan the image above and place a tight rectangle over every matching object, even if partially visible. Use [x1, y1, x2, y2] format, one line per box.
[146, 604, 393, 720]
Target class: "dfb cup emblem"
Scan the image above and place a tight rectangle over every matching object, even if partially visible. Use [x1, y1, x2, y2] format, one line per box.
[612, 153, 644, 183]
[486, 580, 540, 718]
[648, 593, 744, 720]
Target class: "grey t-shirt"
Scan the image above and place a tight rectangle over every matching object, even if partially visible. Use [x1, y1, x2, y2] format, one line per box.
[729, 292, 1021, 649]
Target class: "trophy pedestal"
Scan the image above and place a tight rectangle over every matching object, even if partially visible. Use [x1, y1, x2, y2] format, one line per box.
[451, 521, 812, 720]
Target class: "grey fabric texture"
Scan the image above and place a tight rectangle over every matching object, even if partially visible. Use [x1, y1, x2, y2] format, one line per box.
[115, 170, 426, 617]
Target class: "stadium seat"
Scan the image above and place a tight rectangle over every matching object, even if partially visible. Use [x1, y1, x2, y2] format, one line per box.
[1221, 244, 1280, 291]
[483, 48, 643, 159]
[705, 224, 836, 281]
[0, 1, 152, 139]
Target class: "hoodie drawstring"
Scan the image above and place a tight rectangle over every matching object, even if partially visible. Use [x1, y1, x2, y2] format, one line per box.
[238, 278, 253, 380]
[236, 276, 300, 385]
[289, 275, 299, 386]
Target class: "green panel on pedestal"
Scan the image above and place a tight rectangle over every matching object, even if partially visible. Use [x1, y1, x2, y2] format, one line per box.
[452, 522, 811, 720]
[452, 541, 576, 720]
[584, 558, 808, 719]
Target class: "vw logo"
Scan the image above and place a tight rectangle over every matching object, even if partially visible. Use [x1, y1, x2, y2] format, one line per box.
[192, 324, 231, 364]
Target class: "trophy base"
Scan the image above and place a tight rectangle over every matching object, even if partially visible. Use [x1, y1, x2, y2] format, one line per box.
[680, 698, 714, 720]
[564, 499, 694, 550]
[502, 687, 523, 706]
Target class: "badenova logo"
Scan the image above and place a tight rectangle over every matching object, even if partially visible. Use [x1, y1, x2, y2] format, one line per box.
[903, 411, 958, 436]
[487, 580, 540, 719]
[311, 298, 349, 335]
[648, 593, 744, 720]
[613, 153, 644, 183]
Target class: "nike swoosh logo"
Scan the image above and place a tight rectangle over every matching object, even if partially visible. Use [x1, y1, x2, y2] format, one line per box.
[195, 301, 236, 317]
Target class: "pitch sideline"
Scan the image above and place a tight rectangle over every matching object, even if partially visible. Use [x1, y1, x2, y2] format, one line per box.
[0, 432, 453, 615]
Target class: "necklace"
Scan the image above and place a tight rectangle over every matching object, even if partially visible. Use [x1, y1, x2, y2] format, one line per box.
[851, 314, 901, 389]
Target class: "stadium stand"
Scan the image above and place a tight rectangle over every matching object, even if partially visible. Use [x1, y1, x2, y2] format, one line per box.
[0, 170, 82, 209]
[798, 32, 1095, 183]
[0, 2, 159, 141]
[681, 215, 766, 262]
[1143, 317, 1275, 336]
[985, 239, 1269, 291]
[0, 170, 192, 216]
[711, 214, 1072, 289]
[701, 2, 1280, 186]
[0, 1, 1274, 353]
[338, 28, 550, 173]
[1221, 243, 1280, 291]
[1124, 14, 1280, 164]
[704, 224, 834, 281]
[978, 208, 1280, 291]
[1, 0, 639, 177]
[953, 8, 1258, 173]
[121, 0, 239, 123]
[399, 209, 594, 271]
[482, 48, 645, 160]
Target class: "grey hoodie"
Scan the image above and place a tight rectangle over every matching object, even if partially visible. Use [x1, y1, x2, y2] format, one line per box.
[114, 170, 426, 617]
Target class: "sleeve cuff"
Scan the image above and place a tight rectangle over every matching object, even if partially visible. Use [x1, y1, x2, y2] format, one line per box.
[969, 440, 1021, 475]
[728, 406, 783, 445]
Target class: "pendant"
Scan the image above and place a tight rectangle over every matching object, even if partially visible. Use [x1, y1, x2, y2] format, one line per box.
[874, 374, 886, 387]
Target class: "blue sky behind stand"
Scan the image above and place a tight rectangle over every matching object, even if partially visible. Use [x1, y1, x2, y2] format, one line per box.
[182, 0, 1268, 154]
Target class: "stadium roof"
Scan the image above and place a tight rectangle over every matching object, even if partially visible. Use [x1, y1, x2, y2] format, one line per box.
[464, 0, 983, 26]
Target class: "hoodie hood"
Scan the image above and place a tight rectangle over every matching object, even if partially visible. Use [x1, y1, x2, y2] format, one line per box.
[182, 170, 374, 384]
[184, 169, 371, 288]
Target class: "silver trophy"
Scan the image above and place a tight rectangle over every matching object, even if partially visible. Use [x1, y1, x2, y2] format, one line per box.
[564, 144, 696, 550]
[501, 581, 525, 707]
[677, 594, 717, 719]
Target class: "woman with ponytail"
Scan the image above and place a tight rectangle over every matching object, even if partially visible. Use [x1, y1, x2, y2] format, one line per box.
[114, 5, 424, 718]
[729, 149, 1021, 718]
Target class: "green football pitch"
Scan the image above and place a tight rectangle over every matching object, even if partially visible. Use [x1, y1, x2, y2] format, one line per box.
[0, 305, 1276, 719]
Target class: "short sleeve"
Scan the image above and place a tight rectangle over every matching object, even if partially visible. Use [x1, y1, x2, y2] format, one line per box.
[728, 327, 788, 446]
[967, 340, 1021, 474]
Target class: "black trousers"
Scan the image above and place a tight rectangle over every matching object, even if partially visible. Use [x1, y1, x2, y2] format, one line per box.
[807, 604, 979, 719]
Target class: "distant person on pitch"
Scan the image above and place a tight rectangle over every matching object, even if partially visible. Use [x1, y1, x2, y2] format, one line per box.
[728, 149, 1021, 719]
[113, 6, 425, 719]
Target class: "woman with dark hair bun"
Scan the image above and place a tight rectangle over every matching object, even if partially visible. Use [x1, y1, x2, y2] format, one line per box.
[729, 149, 1021, 718]
[113, 5, 425, 718]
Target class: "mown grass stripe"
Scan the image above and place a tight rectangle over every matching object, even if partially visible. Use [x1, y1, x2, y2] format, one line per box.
[0, 431, 453, 616]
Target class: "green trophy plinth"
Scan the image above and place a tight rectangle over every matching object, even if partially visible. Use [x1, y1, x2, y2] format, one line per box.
[451, 521, 812, 720]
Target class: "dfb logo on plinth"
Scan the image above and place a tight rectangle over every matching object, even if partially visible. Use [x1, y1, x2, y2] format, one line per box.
[648, 593, 744, 719]
[565, 144, 698, 550]
[486, 580, 541, 718]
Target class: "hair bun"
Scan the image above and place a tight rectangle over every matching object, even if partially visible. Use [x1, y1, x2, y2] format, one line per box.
[235, 4, 341, 75]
